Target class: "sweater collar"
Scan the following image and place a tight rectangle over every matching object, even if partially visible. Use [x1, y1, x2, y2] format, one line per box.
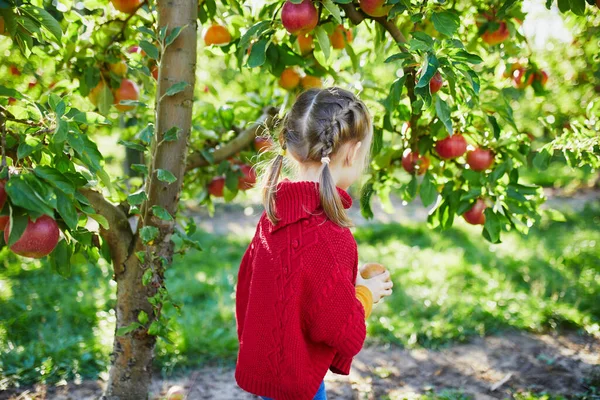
[270, 179, 353, 232]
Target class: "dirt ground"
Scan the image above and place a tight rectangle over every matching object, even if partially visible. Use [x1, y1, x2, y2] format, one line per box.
[2, 331, 598, 400]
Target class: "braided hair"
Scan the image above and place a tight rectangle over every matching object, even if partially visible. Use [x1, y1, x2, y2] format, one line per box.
[262, 87, 373, 227]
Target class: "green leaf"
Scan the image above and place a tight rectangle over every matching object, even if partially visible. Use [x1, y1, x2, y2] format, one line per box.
[56, 191, 78, 230]
[533, 148, 552, 170]
[128, 191, 148, 206]
[21, 5, 62, 42]
[557, 0, 570, 12]
[384, 52, 412, 64]
[452, 50, 483, 64]
[116, 322, 142, 336]
[164, 81, 189, 97]
[137, 124, 154, 145]
[72, 111, 111, 126]
[569, 0, 586, 14]
[322, 0, 342, 23]
[118, 140, 146, 152]
[165, 25, 185, 47]
[142, 268, 153, 286]
[360, 182, 374, 219]
[131, 164, 149, 175]
[67, 130, 105, 173]
[89, 214, 109, 230]
[7, 210, 28, 247]
[483, 209, 502, 243]
[5, 175, 56, 216]
[416, 53, 439, 88]
[97, 83, 114, 116]
[151, 205, 173, 221]
[419, 172, 438, 207]
[139, 40, 159, 60]
[0, 85, 21, 99]
[156, 169, 177, 184]
[54, 119, 68, 143]
[138, 310, 149, 325]
[435, 97, 453, 135]
[49, 240, 72, 278]
[163, 126, 180, 142]
[140, 226, 159, 244]
[405, 175, 418, 201]
[315, 25, 331, 61]
[238, 20, 271, 53]
[247, 38, 268, 68]
[431, 11, 460, 37]
[34, 166, 76, 196]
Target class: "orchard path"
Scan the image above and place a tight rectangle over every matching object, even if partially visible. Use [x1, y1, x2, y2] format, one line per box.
[2, 189, 599, 400]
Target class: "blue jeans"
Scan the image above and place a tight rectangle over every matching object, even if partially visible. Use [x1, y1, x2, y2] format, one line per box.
[260, 380, 327, 400]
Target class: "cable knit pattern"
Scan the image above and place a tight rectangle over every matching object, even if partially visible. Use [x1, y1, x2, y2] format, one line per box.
[234, 180, 368, 400]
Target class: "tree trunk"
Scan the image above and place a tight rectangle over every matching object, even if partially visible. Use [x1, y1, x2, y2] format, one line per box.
[102, 1, 197, 398]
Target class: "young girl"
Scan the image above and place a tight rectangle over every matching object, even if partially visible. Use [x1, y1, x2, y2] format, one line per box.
[235, 87, 393, 400]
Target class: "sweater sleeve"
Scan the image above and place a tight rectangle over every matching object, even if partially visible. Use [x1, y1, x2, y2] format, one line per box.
[355, 285, 373, 319]
[235, 241, 253, 342]
[306, 260, 368, 359]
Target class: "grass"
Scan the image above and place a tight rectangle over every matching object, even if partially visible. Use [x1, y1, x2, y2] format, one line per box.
[0, 203, 599, 390]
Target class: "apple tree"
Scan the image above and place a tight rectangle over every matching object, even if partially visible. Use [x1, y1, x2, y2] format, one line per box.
[0, 0, 598, 398]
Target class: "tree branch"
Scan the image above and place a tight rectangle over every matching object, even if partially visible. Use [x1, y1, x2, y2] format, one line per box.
[185, 107, 278, 171]
[80, 188, 134, 276]
[340, 4, 407, 48]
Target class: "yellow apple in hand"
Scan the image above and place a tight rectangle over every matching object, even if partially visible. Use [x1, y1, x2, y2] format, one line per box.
[360, 263, 390, 281]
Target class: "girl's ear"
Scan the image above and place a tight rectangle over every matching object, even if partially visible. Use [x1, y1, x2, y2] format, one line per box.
[346, 141, 362, 166]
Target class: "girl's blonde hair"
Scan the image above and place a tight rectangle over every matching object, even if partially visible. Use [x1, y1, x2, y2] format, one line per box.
[262, 87, 372, 228]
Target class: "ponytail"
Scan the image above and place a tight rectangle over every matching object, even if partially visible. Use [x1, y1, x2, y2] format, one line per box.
[262, 149, 285, 224]
[318, 158, 353, 228]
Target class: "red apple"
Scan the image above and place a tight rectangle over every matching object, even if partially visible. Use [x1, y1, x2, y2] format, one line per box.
[429, 71, 443, 95]
[208, 177, 225, 197]
[463, 198, 487, 225]
[238, 165, 257, 190]
[466, 148, 494, 171]
[113, 79, 139, 111]
[8, 97, 16, 105]
[281, 0, 318, 35]
[254, 136, 274, 152]
[481, 21, 510, 45]
[513, 67, 534, 89]
[401, 150, 430, 175]
[4, 215, 60, 258]
[151, 65, 159, 80]
[435, 134, 467, 159]
[359, 0, 392, 17]
[10, 66, 20, 76]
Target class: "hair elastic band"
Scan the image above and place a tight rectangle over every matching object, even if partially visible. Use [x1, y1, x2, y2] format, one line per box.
[321, 156, 331, 164]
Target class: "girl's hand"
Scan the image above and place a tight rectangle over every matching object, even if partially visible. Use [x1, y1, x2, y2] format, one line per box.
[356, 267, 393, 303]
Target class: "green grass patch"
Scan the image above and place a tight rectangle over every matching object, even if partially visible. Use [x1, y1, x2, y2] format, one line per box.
[1, 204, 599, 387]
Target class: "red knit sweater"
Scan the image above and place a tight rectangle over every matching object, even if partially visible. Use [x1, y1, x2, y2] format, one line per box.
[234, 180, 368, 400]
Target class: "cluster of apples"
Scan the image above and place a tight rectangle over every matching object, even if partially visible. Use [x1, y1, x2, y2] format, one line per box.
[477, 13, 512, 46]
[0, 180, 60, 258]
[279, 0, 360, 91]
[279, 68, 322, 91]
[503, 62, 548, 90]
[401, 134, 495, 226]
[87, 53, 142, 112]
